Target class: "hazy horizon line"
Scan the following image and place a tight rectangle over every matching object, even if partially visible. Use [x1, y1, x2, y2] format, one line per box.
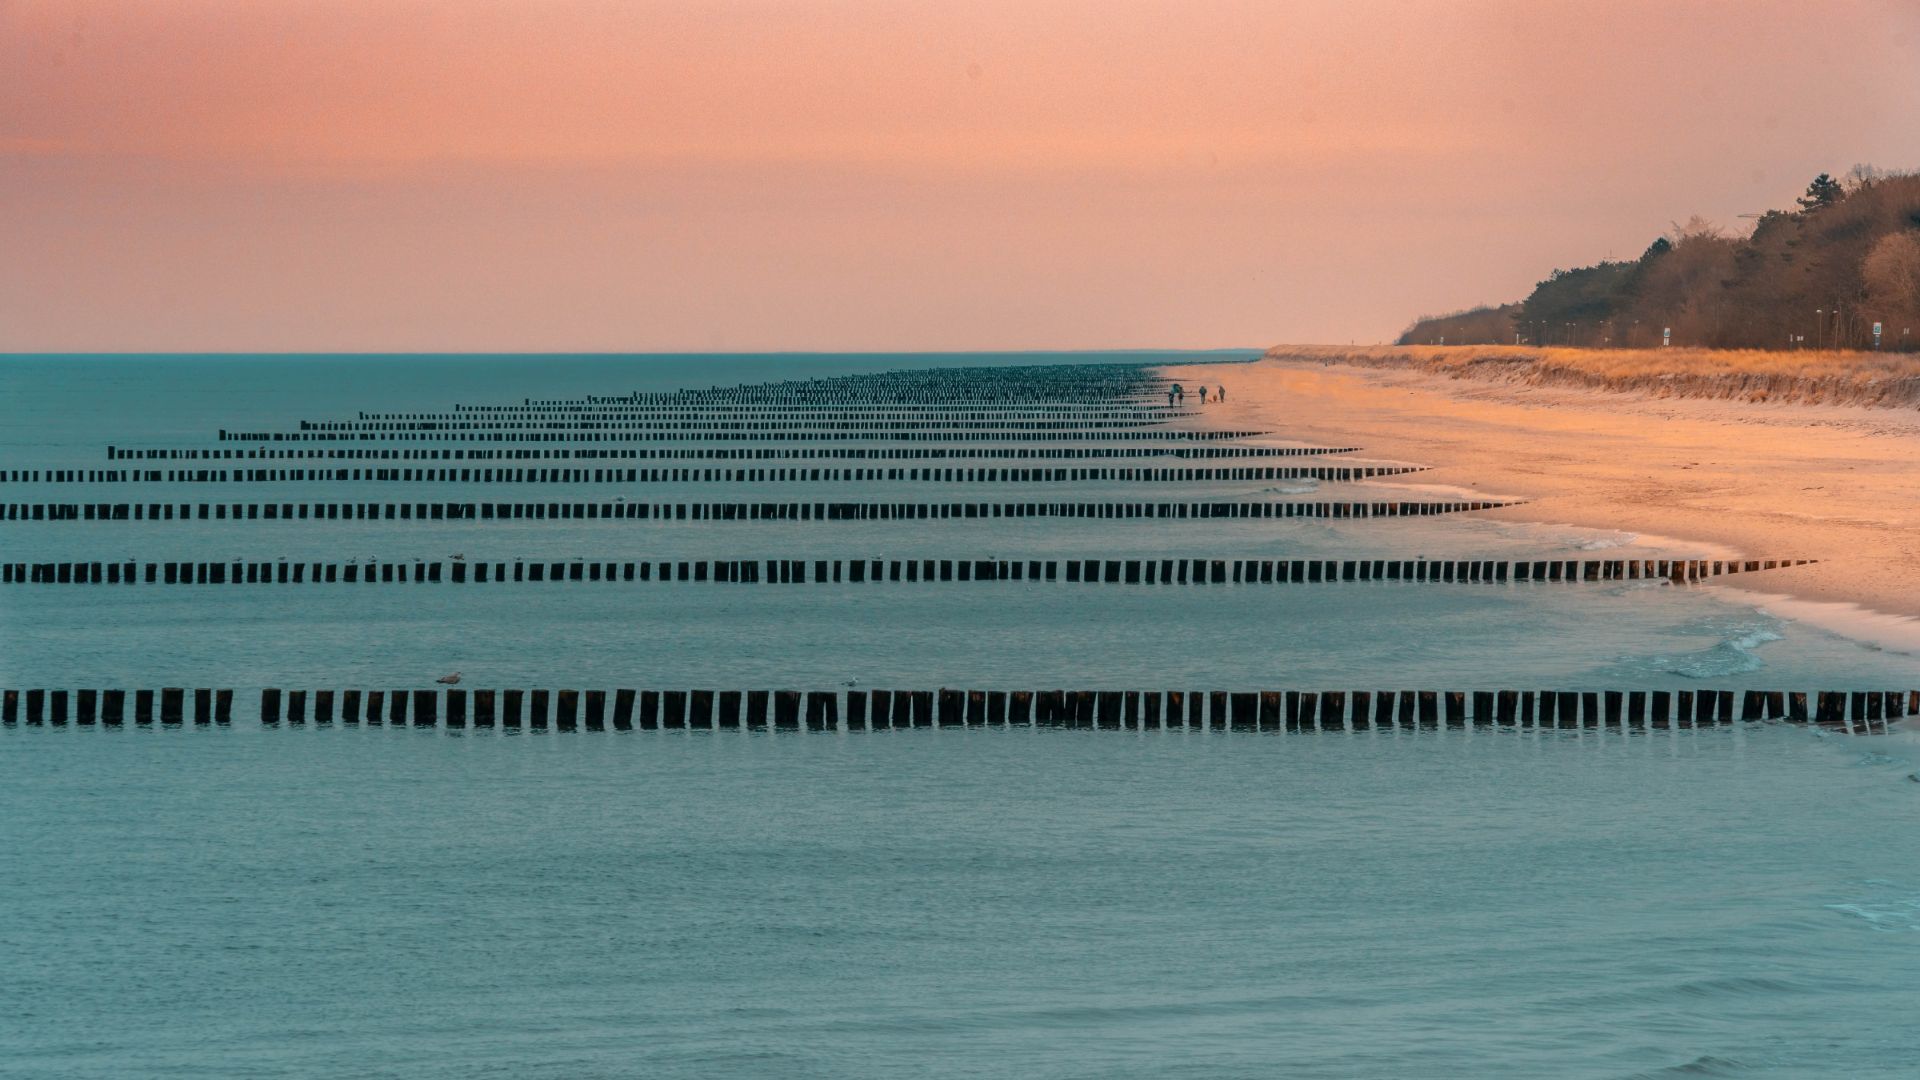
[0, 347, 1272, 358]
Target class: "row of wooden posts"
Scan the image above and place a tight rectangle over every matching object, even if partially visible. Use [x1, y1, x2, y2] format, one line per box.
[2, 464, 1421, 485]
[514, 365, 1172, 394]
[2, 498, 1517, 523]
[294, 418, 1178, 434]
[213, 428, 1266, 444]
[466, 400, 1178, 410]
[486, 364, 1177, 406]
[3, 688, 233, 725]
[3, 556, 1813, 587]
[409, 405, 1193, 419]
[481, 394, 1181, 407]
[481, 398, 1183, 414]
[4, 687, 1909, 733]
[106, 445, 1356, 461]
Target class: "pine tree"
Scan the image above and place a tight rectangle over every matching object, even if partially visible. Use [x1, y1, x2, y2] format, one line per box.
[1796, 173, 1843, 212]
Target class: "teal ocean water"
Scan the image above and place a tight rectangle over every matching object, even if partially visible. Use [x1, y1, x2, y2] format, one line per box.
[6, 724, 1920, 1079]
[3, 353, 1919, 1077]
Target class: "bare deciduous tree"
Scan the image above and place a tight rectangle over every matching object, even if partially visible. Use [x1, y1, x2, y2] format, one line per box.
[1863, 231, 1920, 318]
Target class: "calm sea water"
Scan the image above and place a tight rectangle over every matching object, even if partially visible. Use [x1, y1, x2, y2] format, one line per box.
[3, 353, 1918, 1077]
[6, 725, 1920, 1079]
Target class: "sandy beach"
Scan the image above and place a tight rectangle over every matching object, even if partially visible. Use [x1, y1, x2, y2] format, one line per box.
[1167, 350, 1920, 649]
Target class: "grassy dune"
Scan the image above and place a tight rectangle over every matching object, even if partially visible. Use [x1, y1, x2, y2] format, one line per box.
[1263, 344, 1920, 408]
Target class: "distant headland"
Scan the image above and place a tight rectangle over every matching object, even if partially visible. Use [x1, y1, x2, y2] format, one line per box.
[1400, 168, 1920, 354]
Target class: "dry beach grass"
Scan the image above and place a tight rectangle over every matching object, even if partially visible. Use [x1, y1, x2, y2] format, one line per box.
[1264, 344, 1920, 408]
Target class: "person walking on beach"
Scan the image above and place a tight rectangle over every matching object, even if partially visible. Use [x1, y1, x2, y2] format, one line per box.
[1167, 388, 1176, 407]
[1217, 385, 1226, 402]
[1197, 386, 1208, 404]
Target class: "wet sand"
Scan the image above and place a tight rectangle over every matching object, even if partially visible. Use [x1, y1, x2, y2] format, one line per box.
[1166, 352, 1920, 648]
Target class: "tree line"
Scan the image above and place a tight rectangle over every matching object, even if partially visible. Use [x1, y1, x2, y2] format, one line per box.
[1399, 168, 1920, 351]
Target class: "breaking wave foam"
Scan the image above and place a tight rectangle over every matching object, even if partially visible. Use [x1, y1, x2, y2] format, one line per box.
[1662, 627, 1786, 678]
[1601, 616, 1788, 679]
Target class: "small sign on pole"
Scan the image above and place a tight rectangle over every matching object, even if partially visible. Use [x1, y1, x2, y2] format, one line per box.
[1874, 322, 1884, 348]
[1662, 327, 1671, 347]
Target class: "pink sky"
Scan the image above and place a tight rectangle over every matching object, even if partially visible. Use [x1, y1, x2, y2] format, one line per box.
[5, 0, 1919, 351]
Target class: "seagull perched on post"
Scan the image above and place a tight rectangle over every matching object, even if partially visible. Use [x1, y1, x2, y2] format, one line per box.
[436, 672, 462, 685]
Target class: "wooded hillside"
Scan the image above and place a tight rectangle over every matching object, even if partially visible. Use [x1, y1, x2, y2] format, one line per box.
[1399, 170, 1920, 351]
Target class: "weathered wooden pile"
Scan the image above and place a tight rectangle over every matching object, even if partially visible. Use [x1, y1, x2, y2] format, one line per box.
[4, 497, 1518, 523]
[3, 556, 1814, 587]
[6, 464, 1421, 485]
[100, 444, 1357, 461]
[2, 686, 1907, 735]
